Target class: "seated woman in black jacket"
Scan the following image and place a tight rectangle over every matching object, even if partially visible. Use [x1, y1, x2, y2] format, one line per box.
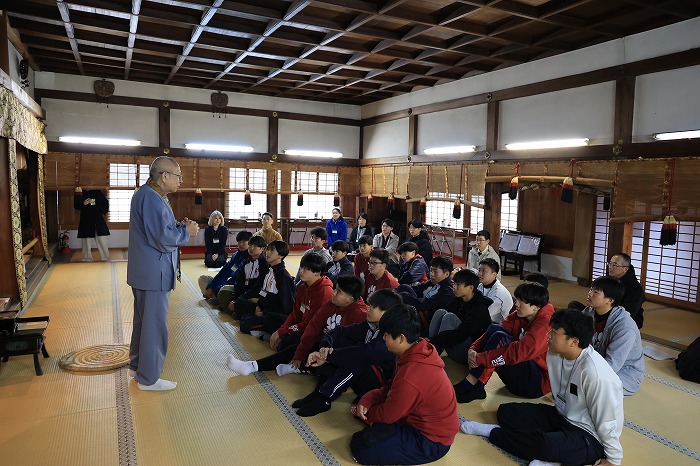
[348, 213, 374, 252]
[407, 220, 434, 266]
[204, 210, 228, 268]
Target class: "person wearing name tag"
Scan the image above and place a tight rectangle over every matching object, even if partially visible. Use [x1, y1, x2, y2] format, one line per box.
[203, 210, 228, 268]
[460, 309, 624, 466]
[326, 207, 348, 248]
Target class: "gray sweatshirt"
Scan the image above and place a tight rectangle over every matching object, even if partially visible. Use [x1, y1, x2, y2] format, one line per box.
[584, 305, 645, 395]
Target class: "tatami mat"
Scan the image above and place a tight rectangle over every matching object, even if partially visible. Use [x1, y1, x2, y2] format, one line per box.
[1, 253, 699, 465]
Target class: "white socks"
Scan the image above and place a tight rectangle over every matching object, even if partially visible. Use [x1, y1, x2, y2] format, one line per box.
[227, 354, 258, 375]
[276, 363, 301, 376]
[528, 461, 561, 466]
[128, 369, 136, 378]
[460, 420, 498, 437]
[249, 330, 264, 337]
[137, 379, 177, 391]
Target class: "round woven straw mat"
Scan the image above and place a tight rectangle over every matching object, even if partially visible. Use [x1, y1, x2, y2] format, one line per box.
[59, 344, 130, 372]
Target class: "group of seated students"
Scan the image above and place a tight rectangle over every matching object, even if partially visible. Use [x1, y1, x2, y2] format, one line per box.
[197, 215, 642, 466]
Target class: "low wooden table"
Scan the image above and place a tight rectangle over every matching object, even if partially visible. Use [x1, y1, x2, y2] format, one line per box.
[0, 316, 50, 376]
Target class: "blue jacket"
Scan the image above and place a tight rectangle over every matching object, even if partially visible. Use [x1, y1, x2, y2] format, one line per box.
[397, 254, 429, 286]
[321, 321, 395, 379]
[326, 217, 348, 247]
[323, 256, 355, 284]
[207, 249, 249, 293]
[127, 184, 190, 291]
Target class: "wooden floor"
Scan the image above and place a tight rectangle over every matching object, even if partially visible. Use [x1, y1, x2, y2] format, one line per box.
[1, 251, 699, 465]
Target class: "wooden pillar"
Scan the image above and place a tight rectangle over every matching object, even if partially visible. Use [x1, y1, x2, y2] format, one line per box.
[486, 101, 500, 151]
[614, 76, 636, 145]
[408, 114, 417, 156]
[0, 14, 10, 74]
[484, 182, 502, 250]
[159, 103, 170, 150]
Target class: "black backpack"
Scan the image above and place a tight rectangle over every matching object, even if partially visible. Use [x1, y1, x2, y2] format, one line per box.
[676, 336, 700, 383]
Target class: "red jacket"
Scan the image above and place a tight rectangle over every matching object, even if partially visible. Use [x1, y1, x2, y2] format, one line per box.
[472, 302, 555, 395]
[363, 271, 399, 300]
[293, 297, 368, 361]
[354, 253, 370, 281]
[277, 276, 333, 337]
[359, 338, 459, 446]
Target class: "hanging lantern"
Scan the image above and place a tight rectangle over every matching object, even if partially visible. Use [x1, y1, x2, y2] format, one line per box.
[660, 214, 677, 246]
[333, 192, 340, 207]
[561, 176, 574, 203]
[603, 194, 611, 211]
[367, 194, 373, 209]
[419, 196, 427, 215]
[452, 199, 461, 219]
[194, 188, 202, 205]
[387, 194, 394, 213]
[509, 176, 519, 200]
[244, 189, 251, 205]
[297, 191, 304, 206]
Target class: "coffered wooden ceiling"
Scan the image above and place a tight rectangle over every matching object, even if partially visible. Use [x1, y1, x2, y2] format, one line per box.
[5, 0, 700, 105]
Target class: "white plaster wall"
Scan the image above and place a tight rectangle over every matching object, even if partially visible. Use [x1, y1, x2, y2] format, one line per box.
[6, 42, 35, 98]
[363, 118, 409, 158]
[535, 254, 577, 283]
[279, 120, 360, 159]
[362, 17, 700, 118]
[633, 65, 700, 141]
[417, 105, 488, 153]
[170, 110, 269, 151]
[42, 99, 159, 146]
[35, 72, 361, 120]
[500, 83, 615, 147]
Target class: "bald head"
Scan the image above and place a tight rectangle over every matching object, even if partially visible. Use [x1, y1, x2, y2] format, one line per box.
[149, 156, 179, 180]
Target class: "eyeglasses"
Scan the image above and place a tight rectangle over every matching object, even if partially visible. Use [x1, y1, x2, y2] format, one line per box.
[547, 328, 567, 337]
[161, 171, 183, 181]
[607, 262, 628, 268]
[368, 261, 384, 265]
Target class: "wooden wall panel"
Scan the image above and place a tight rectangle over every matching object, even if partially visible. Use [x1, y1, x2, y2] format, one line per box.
[519, 188, 576, 252]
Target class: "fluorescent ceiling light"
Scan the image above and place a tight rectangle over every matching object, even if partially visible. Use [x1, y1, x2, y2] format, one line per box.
[283, 149, 342, 158]
[653, 129, 700, 141]
[505, 138, 589, 150]
[59, 136, 141, 146]
[185, 143, 254, 152]
[424, 145, 476, 155]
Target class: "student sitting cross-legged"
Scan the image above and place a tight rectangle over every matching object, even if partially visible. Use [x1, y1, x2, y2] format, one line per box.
[582, 275, 645, 396]
[350, 305, 459, 466]
[323, 240, 355, 285]
[396, 241, 429, 286]
[221, 235, 269, 317]
[198, 230, 252, 306]
[226, 274, 367, 377]
[292, 289, 403, 417]
[396, 255, 455, 333]
[428, 269, 493, 365]
[460, 309, 624, 466]
[363, 249, 399, 301]
[238, 240, 296, 338]
[453, 282, 554, 403]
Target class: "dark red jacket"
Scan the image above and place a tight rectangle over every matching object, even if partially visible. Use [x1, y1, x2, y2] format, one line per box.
[359, 338, 459, 446]
[277, 276, 333, 337]
[293, 297, 368, 361]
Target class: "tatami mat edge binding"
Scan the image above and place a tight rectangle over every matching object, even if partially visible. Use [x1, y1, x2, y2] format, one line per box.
[180, 272, 341, 466]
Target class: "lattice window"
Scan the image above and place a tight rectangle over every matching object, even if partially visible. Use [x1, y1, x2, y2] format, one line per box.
[500, 192, 519, 232]
[592, 195, 611, 279]
[470, 195, 485, 232]
[289, 170, 339, 219]
[107, 163, 149, 222]
[226, 167, 267, 219]
[638, 221, 699, 303]
[426, 192, 462, 229]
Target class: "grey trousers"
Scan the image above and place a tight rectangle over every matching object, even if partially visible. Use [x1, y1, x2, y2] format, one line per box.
[81, 234, 109, 261]
[428, 309, 471, 364]
[130, 288, 171, 386]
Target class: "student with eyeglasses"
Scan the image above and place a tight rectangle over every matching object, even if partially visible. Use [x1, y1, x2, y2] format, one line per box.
[568, 253, 646, 328]
[362, 249, 399, 301]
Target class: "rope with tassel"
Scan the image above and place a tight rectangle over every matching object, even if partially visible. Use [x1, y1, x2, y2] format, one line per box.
[660, 160, 677, 246]
[243, 162, 251, 205]
[453, 165, 463, 219]
[368, 167, 374, 209]
[561, 158, 575, 203]
[420, 166, 428, 216]
[387, 166, 395, 214]
[296, 164, 303, 206]
[510, 162, 520, 200]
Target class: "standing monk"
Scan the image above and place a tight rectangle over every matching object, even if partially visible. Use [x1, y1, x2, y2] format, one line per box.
[127, 156, 199, 391]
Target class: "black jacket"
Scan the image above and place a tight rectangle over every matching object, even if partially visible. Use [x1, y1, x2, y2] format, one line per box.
[619, 263, 646, 328]
[258, 261, 296, 316]
[430, 290, 493, 349]
[321, 321, 395, 376]
[349, 225, 375, 250]
[74, 189, 110, 237]
[409, 231, 434, 266]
